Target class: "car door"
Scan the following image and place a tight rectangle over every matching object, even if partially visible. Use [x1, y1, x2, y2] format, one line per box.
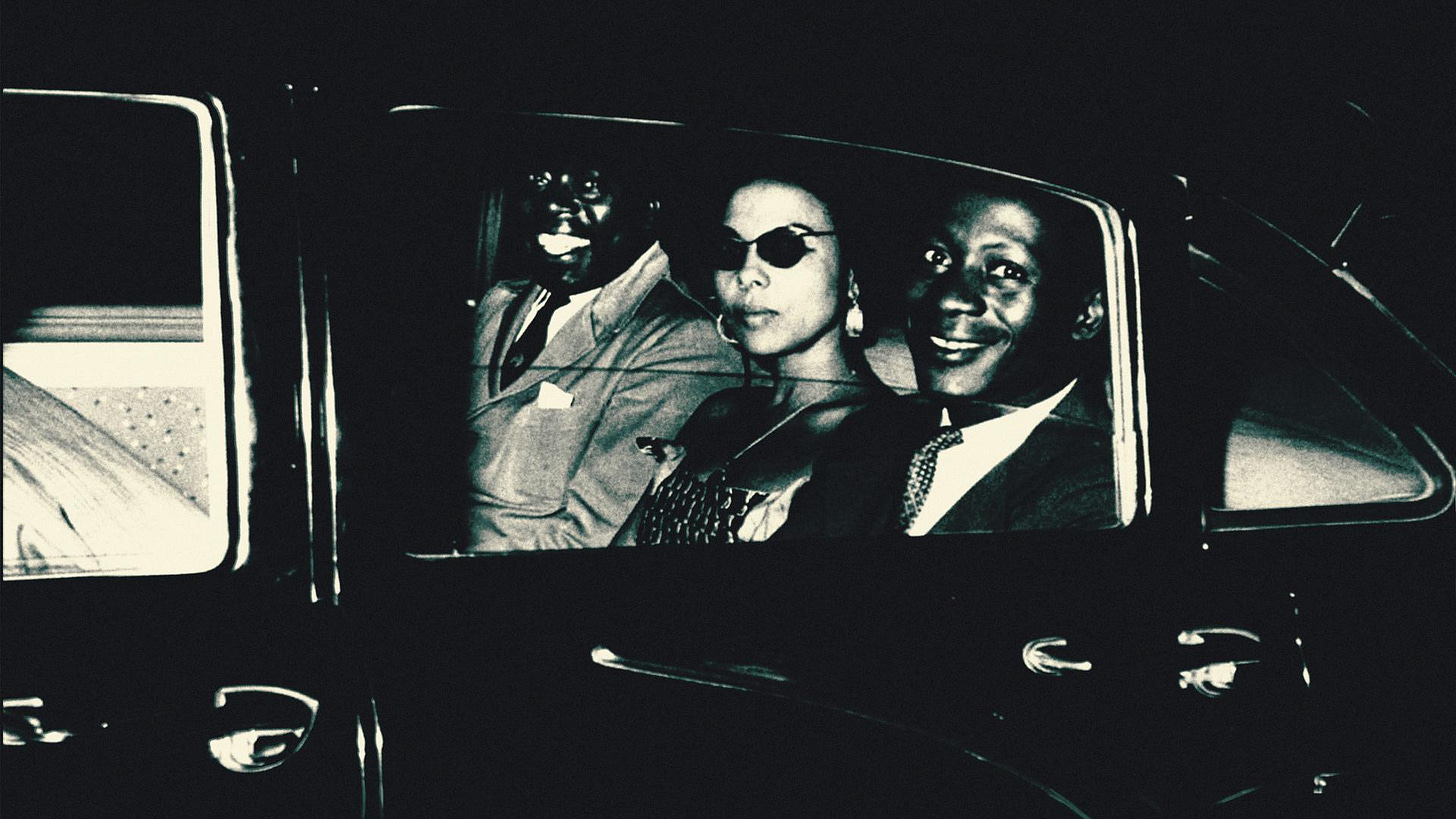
[306, 105, 1130, 813]
[312, 105, 1450, 815]
[1, 88, 370, 818]
[1175, 188, 1456, 813]
[294, 106, 1135, 814]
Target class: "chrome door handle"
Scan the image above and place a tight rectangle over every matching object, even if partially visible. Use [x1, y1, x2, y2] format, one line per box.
[2, 697, 75, 745]
[208, 685, 319, 773]
[1176, 627, 1263, 698]
[1021, 637, 1092, 676]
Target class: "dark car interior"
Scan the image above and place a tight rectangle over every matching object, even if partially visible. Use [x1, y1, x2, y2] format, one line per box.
[316, 110, 1128, 555]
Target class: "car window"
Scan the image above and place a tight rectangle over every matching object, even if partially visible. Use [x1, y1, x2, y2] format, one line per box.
[1193, 251, 1440, 520]
[328, 112, 1134, 555]
[2, 91, 230, 579]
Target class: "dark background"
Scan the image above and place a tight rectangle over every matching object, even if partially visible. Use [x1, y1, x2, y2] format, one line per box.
[5, 1, 1453, 358]
[5, 2, 1451, 154]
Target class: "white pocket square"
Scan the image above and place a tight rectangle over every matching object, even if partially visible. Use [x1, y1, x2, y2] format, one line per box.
[536, 381, 574, 408]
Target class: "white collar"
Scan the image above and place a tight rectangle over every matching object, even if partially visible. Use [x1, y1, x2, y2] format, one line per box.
[937, 380, 1076, 431]
[908, 380, 1077, 536]
[514, 285, 604, 345]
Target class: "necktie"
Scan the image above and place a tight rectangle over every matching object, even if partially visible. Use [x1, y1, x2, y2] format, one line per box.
[500, 288, 571, 388]
[899, 427, 965, 532]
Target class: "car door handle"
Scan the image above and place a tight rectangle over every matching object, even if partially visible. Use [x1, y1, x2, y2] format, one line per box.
[1021, 637, 1092, 676]
[208, 685, 320, 773]
[1176, 627, 1263, 698]
[3, 697, 76, 745]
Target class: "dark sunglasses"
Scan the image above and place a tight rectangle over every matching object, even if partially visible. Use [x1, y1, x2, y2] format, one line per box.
[707, 226, 837, 271]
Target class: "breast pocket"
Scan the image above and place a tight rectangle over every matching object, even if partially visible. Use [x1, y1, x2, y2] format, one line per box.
[468, 398, 597, 510]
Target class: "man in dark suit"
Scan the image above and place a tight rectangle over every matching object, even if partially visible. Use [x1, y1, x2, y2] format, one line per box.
[779, 187, 1117, 538]
[466, 146, 741, 551]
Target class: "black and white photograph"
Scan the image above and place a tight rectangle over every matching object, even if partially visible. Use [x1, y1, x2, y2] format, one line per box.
[3, 2, 1453, 815]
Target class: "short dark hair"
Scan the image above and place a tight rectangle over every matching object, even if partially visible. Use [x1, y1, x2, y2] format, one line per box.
[663, 164, 861, 297]
[927, 182, 1106, 302]
[721, 170, 859, 277]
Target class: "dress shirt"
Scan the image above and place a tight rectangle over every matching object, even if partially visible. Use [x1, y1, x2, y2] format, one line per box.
[513, 286, 604, 348]
[906, 380, 1077, 536]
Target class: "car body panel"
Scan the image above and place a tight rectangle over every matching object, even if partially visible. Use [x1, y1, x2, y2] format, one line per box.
[4, 6, 1453, 814]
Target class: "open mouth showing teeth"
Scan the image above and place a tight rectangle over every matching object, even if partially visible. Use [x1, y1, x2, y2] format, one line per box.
[537, 233, 591, 256]
[930, 336, 992, 351]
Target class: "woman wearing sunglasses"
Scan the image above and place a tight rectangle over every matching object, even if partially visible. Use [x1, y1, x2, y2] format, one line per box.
[612, 177, 885, 546]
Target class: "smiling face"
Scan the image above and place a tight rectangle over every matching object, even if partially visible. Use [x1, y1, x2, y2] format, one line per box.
[907, 193, 1096, 405]
[714, 180, 845, 371]
[517, 165, 648, 290]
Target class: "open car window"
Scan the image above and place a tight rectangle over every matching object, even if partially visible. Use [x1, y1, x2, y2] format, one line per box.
[2, 91, 232, 578]
[328, 111, 1136, 554]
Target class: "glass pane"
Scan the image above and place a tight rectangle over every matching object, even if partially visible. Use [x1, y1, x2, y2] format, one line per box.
[1196, 272, 1437, 512]
[2, 93, 224, 579]
[0, 95, 202, 310]
[330, 113, 1123, 554]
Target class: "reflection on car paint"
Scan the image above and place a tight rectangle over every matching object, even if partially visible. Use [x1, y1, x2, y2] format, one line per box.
[3, 697, 74, 746]
[209, 727, 306, 772]
[591, 645, 793, 692]
[1177, 660, 1260, 698]
[1214, 785, 1261, 805]
[1176, 626, 1261, 645]
[1312, 771, 1342, 795]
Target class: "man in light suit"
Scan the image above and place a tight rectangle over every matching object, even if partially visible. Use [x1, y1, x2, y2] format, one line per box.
[466, 151, 741, 551]
[779, 187, 1117, 538]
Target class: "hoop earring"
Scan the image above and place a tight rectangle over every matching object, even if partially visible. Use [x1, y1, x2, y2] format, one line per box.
[716, 314, 739, 346]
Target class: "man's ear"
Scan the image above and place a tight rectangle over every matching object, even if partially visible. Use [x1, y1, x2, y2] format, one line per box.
[1071, 290, 1105, 341]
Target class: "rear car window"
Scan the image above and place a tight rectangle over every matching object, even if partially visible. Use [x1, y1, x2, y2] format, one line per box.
[1193, 253, 1440, 520]
[2, 91, 229, 578]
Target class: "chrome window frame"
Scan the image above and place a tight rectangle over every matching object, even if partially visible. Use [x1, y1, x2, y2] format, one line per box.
[0, 88, 252, 578]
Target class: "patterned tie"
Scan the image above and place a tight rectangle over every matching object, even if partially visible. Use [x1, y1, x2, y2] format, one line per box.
[500, 288, 571, 388]
[899, 427, 965, 532]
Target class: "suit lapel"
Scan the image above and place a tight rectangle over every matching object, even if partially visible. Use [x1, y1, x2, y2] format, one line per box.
[928, 399, 1086, 534]
[494, 302, 597, 398]
[471, 243, 671, 407]
[469, 281, 532, 407]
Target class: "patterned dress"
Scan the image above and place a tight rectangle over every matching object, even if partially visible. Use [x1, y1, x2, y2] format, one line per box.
[629, 380, 882, 546]
[635, 467, 768, 546]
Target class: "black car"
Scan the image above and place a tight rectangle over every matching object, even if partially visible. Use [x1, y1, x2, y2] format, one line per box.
[4, 6, 1453, 817]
